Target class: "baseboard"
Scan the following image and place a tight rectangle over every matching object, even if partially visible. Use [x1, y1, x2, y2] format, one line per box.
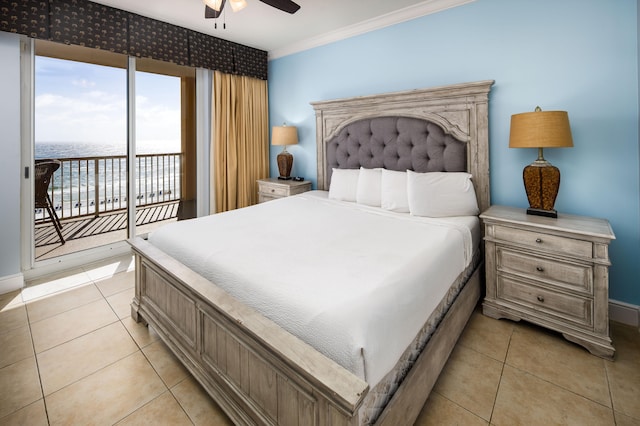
[0, 272, 25, 295]
[609, 299, 640, 328]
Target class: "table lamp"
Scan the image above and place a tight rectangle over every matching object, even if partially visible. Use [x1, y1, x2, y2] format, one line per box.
[272, 124, 298, 180]
[509, 106, 573, 218]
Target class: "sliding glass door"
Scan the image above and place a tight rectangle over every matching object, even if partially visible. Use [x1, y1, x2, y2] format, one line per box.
[135, 58, 197, 237]
[31, 41, 196, 263]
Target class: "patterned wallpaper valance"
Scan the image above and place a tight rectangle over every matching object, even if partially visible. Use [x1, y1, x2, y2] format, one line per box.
[0, 0, 268, 80]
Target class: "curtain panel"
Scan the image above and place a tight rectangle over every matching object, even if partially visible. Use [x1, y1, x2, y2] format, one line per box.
[213, 71, 269, 212]
[0, 0, 268, 80]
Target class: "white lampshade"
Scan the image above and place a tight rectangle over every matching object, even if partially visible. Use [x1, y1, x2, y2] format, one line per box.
[229, 0, 247, 12]
[203, 0, 223, 11]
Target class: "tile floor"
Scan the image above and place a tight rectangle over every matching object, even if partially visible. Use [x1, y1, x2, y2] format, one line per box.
[0, 255, 638, 425]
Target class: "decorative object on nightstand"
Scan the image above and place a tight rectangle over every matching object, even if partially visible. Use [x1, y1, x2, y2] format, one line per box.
[509, 107, 573, 218]
[257, 177, 311, 203]
[481, 205, 615, 359]
[272, 124, 298, 180]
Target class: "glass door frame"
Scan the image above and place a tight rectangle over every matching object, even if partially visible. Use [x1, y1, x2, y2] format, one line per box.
[21, 40, 209, 281]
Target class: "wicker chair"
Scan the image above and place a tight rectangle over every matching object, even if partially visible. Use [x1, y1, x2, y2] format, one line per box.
[35, 160, 65, 244]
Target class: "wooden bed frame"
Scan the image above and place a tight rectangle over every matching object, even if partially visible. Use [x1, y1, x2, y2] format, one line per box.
[129, 80, 494, 425]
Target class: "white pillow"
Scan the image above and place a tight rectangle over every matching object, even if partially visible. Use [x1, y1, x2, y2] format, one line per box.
[356, 167, 382, 207]
[380, 169, 409, 213]
[407, 171, 479, 217]
[328, 168, 360, 202]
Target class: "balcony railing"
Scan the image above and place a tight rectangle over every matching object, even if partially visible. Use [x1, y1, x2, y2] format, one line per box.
[35, 153, 182, 221]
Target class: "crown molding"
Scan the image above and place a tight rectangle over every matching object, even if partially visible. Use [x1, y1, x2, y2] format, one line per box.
[268, 0, 475, 60]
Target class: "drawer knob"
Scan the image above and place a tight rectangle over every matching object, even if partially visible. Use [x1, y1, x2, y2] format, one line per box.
[271, 189, 275, 193]
[536, 266, 545, 272]
[535, 238, 543, 243]
[537, 295, 545, 303]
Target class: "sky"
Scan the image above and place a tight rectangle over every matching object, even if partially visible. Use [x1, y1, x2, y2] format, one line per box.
[35, 55, 181, 152]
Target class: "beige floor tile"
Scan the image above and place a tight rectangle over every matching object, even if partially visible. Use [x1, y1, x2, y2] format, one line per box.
[414, 391, 488, 426]
[116, 390, 192, 426]
[30, 298, 118, 353]
[0, 290, 23, 309]
[432, 345, 502, 421]
[46, 351, 166, 425]
[506, 323, 611, 407]
[606, 348, 640, 419]
[172, 376, 234, 426]
[492, 365, 614, 426]
[0, 325, 34, 369]
[615, 411, 640, 426]
[26, 283, 103, 323]
[83, 255, 135, 282]
[38, 321, 138, 395]
[107, 287, 136, 319]
[142, 340, 189, 388]
[457, 309, 514, 362]
[0, 357, 42, 419]
[121, 316, 160, 348]
[611, 321, 640, 363]
[23, 269, 93, 301]
[606, 322, 640, 420]
[0, 304, 28, 332]
[0, 399, 48, 426]
[95, 270, 135, 297]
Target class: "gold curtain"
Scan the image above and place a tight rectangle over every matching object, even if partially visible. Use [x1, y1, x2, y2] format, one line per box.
[213, 71, 269, 212]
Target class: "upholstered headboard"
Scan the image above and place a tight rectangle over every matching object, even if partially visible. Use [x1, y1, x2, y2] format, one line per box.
[310, 80, 494, 213]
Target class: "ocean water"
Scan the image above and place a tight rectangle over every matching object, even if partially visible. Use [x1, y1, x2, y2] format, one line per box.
[35, 140, 180, 159]
[35, 141, 182, 219]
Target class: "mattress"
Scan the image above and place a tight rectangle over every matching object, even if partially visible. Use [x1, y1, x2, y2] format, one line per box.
[148, 190, 480, 388]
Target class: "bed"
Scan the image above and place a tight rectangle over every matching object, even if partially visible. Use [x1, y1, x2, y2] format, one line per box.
[129, 79, 494, 425]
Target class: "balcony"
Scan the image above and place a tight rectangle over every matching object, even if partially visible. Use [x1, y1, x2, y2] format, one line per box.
[35, 153, 184, 261]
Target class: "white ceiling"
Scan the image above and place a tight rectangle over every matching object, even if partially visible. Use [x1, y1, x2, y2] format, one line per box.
[91, 0, 472, 59]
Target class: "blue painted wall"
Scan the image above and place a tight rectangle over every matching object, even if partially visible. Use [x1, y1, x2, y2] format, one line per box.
[268, 0, 640, 305]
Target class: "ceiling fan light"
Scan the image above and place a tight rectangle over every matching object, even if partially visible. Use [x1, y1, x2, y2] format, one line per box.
[203, 0, 223, 11]
[229, 0, 247, 12]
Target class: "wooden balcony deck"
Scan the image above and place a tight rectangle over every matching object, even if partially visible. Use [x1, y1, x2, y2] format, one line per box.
[35, 201, 180, 261]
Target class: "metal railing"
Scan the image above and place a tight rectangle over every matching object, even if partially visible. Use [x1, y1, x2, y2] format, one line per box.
[35, 153, 182, 221]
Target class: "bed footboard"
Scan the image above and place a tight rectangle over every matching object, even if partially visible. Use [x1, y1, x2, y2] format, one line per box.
[129, 237, 368, 426]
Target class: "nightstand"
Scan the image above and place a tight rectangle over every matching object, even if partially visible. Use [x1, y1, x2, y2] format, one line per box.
[257, 178, 311, 203]
[481, 205, 616, 359]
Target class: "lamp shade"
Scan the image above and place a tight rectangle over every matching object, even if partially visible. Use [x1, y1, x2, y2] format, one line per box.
[272, 125, 298, 146]
[229, 0, 247, 12]
[509, 108, 573, 148]
[203, 0, 223, 11]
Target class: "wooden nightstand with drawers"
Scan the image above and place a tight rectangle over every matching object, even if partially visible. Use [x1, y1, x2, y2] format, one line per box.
[257, 178, 311, 203]
[480, 205, 616, 359]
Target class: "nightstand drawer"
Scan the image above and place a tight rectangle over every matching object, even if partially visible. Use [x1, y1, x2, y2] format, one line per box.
[494, 226, 592, 257]
[258, 184, 288, 197]
[497, 248, 592, 294]
[497, 275, 593, 327]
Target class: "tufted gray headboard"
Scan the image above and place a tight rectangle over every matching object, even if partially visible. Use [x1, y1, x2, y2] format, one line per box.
[311, 80, 494, 213]
[326, 116, 467, 175]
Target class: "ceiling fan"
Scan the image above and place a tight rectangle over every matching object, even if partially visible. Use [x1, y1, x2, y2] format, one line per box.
[204, 0, 300, 19]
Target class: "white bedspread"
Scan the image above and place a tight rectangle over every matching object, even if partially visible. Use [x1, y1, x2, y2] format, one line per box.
[148, 191, 478, 387]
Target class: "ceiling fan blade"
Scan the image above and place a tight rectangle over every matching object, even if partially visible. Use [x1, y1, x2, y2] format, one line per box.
[259, 0, 300, 14]
[204, 0, 225, 19]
